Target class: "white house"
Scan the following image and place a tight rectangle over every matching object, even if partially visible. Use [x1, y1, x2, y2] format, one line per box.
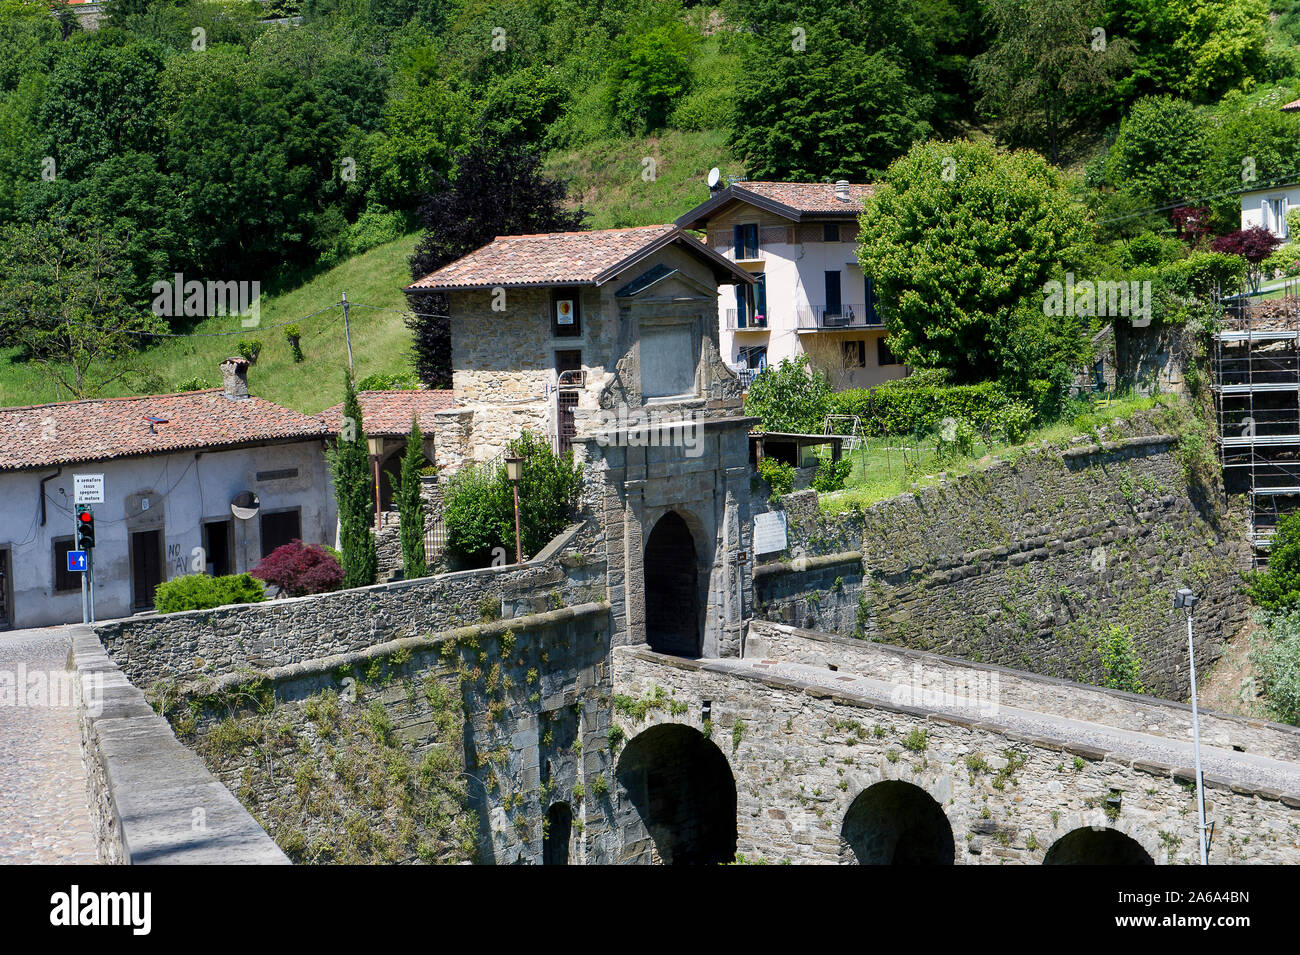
[0, 358, 338, 629]
[1240, 181, 1297, 240]
[675, 179, 909, 390]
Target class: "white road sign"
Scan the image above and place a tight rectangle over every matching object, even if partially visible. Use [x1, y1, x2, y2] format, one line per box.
[74, 473, 105, 505]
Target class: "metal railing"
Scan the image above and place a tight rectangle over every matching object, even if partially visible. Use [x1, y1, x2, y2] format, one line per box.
[724, 309, 771, 330]
[796, 304, 881, 330]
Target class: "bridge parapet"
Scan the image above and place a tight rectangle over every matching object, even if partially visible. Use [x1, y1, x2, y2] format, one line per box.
[610, 644, 1300, 864]
[746, 620, 1300, 764]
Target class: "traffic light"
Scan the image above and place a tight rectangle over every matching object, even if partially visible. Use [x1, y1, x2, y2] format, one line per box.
[76, 506, 95, 549]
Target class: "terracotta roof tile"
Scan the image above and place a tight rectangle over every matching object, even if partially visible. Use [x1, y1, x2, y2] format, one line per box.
[319, 390, 455, 437]
[405, 224, 682, 291]
[0, 390, 331, 472]
[1283, 98, 1300, 112]
[735, 181, 875, 214]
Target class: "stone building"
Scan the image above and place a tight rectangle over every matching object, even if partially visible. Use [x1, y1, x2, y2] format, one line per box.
[406, 224, 761, 656]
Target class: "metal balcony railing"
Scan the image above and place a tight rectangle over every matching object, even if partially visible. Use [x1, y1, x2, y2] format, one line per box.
[724, 309, 770, 330]
[796, 304, 881, 330]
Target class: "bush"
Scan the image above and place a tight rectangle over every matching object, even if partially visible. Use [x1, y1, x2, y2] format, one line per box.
[251, 540, 344, 596]
[758, 457, 795, 496]
[284, 324, 304, 363]
[443, 431, 582, 567]
[355, 371, 421, 391]
[830, 380, 1023, 439]
[811, 456, 850, 493]
[1253, 610, 1300, 725]
[1097, 624, 1145, 694]
[154, 573, 266, 614]
[744, 356, 832, 434]
[237, 339, 262, 364]
[1248, 512, 1300, 611]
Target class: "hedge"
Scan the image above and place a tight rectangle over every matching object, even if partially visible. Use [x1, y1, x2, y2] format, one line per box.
[829, 380, 1027, 438]
[154, 573, 267, 614]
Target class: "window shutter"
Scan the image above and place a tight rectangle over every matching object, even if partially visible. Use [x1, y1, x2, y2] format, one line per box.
[734, 225, 743, 258]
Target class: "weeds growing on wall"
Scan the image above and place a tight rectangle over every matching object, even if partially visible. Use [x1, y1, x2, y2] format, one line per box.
[1097, 625, 1146, 694]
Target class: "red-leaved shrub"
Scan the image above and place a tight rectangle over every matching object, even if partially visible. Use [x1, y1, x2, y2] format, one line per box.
[251, 539, 343, 596]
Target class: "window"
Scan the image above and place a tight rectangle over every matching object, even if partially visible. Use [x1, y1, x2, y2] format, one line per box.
[260, 509, 302, 558]
[551, 289, 581, 337]
[203, 520, 233, 577]
[1271, 198, 1289, 238]
[52, 537, 77, 593]
[878, 338, 900, 366]
[823, 223, 841, 242]
[739, 345, 768, 370]
[842, 340, 866, 368]
[733, 223, 759, 259]
[733, 274, 767, 327]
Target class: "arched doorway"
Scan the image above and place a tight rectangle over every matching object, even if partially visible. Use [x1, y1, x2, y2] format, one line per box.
[840, 781, 955, 864]
[1043, 827, 1154, 865]
[543, 802, 572, 865]
[616, 724, 736, 864]
[643, 511, 700, 656]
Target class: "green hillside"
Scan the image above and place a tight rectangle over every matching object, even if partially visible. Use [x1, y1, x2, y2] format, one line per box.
[0, 234, 420, 415]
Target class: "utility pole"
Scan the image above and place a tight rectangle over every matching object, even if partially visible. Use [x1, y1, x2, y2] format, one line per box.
[342, 292, 355, 375]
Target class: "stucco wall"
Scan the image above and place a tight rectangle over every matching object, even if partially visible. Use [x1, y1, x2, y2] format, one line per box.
[0, 439, 335, 629]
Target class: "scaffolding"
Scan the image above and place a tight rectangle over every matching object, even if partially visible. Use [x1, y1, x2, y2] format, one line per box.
[1213, 280, 1300, 567]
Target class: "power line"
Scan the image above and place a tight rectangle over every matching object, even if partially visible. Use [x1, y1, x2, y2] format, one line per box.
[1095, 172, 1300, 227]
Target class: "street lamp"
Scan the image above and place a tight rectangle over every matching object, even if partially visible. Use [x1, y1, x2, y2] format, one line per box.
[505, 456, 523, 565]
[367, 436, 383, 532]
[1174, 587, 1209, 865]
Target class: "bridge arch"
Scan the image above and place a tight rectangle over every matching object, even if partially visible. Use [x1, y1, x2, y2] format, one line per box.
[615, 722, 737, 864]
[840, 780, 956, 865]
[643, 510, 703, 656]
[1043, 826, 1155, 865]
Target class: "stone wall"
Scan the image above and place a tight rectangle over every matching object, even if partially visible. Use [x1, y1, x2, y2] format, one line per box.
[612, 648, 1300, 864]
[159, 602, 625, 864]
[96, 523, 606, 689]
[69, 626, 287, 864]
[747, 621, 1300, 764]
[753, 433, 1246, 699]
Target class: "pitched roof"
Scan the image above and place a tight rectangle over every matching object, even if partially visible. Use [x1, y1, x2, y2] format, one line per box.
[1283, 98, 1300, 112]
[0, 390, 332, 472]
[319, 390, 455, 437]
[675, 180, 875, 229]
[405, 224, 754, 292]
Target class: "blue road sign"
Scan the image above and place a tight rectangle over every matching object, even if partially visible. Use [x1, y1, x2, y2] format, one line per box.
[67, 550, 88, 573]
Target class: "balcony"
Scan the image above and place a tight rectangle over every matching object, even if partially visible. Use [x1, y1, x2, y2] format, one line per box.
[724, 309, 770, 331]
[796, 304, 882, 331]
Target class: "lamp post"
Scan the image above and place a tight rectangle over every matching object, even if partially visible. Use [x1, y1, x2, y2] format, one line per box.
[505, 456, 523, 565]
[1174, 587, 1209, 865]
[367, 436, 383, 533]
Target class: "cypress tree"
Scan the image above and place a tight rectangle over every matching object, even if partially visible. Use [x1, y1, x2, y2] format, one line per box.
[398, 414, 429, 579]
[327, 373, 377, 588]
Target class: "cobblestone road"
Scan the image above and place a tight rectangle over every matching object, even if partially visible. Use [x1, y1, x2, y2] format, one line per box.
[0, 627, 98, 863]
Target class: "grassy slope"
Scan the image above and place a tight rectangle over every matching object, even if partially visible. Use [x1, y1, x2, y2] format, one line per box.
[0, 234, 419, 414]
[545, 128, 743, 229]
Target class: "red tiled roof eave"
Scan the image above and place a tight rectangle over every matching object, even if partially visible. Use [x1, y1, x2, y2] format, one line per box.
[0, 389, 333, 472]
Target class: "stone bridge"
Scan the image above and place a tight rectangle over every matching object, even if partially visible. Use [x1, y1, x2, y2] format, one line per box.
[605, 621, 1300, 865]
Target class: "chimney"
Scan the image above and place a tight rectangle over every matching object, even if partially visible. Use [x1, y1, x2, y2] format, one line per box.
[220, 357, 250, 399]
[834, 180, 851, 202]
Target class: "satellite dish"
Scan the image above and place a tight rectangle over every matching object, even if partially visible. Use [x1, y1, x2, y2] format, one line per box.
[707, 167, 722, 190]
[231, 490, 260, 521]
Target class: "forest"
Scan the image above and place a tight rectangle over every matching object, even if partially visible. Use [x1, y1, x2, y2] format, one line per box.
[0, 0, 1298, 398]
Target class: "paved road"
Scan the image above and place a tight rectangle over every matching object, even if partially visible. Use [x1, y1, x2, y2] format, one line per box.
[0, 627, 98, 864]
[711, 657, 1300, 797]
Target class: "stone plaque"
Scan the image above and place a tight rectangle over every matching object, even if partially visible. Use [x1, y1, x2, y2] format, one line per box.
[753, 511, 788, 555]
